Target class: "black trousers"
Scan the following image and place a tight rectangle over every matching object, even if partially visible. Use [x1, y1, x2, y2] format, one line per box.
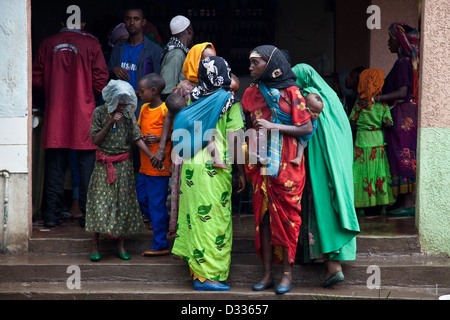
[42, 148, 95, 224]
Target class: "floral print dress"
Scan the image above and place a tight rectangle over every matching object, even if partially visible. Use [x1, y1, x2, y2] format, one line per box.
[350, 101, 396, 208]
[85, 105, 145, 237]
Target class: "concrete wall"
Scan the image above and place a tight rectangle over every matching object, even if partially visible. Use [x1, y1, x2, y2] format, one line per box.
[369, 0, 420, 74]
[0, 0, 31, 253]
[416, 0, 450, 256]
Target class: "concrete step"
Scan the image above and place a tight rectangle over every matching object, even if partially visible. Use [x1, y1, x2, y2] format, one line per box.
[4, 215, 447, 301]
[29, 215, 421, 255]
[1, 252, 449, 290]
[0, 281, 444, 300]
[28, 234, 421, 255]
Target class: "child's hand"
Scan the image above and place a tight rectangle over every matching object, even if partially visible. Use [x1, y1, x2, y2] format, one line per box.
[144, 133, 160, 145]
[112, 112, 124, 123]
[236, 172, 246, 194]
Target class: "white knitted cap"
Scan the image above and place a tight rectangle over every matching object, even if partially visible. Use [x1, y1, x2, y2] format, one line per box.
[170, 15, 191, 35]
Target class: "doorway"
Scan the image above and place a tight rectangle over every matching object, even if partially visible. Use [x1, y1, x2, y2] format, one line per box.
[30, 0, 419, 240]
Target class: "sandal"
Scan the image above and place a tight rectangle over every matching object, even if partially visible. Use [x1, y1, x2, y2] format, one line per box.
[322, 271, 344, 288]
[275, 271, 293, 294]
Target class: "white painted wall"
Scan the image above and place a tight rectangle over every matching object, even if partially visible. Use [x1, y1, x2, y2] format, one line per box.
[0, 0, 30, 253]
[0, 0, 29, 174]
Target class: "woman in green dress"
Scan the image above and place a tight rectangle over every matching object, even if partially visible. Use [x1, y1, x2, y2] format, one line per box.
[171, 56, 246, 291]
[292, 64, 360, 287]
[350, 68, 395, 214]
[85, 80, 155, 261]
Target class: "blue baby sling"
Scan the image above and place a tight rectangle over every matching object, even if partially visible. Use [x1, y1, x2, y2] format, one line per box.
[172, 89, 233, 159]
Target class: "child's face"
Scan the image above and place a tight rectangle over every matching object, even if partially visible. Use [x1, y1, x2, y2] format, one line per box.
[116, 103, 127, 113]
[345, 71, 359, 90]
[138, 81, 155, 103]
[230, 79, 239, 94]
[306, 95, 323, 121]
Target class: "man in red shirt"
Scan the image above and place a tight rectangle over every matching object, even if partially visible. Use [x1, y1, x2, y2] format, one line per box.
[33, 12, 109, 227]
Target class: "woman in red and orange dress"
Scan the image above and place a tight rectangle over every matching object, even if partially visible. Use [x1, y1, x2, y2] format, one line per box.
[241, 45, 313, 294]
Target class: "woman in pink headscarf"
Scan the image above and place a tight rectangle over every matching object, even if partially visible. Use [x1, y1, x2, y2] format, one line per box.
[367, 22, 420, 215]
[108, 23, 129, 48]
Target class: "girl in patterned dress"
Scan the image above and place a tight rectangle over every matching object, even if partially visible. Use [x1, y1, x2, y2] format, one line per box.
[85, 80, 155, 261]
[350, 68, 396, 215]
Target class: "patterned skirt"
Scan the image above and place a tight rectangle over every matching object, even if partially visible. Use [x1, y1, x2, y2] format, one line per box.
[384, 101, 418, 196]
[85, 158, 144, 237]
[353, 131, 396, 208]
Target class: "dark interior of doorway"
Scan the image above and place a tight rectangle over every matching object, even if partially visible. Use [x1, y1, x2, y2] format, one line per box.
[30, 0, 417, 239]
[31, 0, 269, 231]
[31, 0, 276, 76]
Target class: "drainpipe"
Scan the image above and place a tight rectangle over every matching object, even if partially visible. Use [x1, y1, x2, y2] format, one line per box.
[0, 170, 9, 254]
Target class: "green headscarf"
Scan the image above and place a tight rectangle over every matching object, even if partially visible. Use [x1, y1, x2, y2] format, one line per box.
[292, 63, 360, 261]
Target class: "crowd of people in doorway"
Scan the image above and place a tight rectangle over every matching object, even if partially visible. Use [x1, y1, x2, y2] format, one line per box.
[32, 4, 420, 294]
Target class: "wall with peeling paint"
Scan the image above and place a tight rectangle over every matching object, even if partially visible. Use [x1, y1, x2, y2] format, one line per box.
[0, 0, 30, 253]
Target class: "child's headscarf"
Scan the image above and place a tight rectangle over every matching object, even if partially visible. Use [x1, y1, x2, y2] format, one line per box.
[102, 79, 137, 119]
[183, 42, 216, 83]
[358, 68, 385, 106]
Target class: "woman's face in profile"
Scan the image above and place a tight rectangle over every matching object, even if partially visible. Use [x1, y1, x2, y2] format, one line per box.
[388, 35, 400, 54]
[249, 57, 267, 81]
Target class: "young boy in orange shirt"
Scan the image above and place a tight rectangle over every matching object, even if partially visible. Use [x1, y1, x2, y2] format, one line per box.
[136, 73, 172, 256]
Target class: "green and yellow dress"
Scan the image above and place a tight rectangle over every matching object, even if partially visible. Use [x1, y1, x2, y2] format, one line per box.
[171, 102, 244, 283]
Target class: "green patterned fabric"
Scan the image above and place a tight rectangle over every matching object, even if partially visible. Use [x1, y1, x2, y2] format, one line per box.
[350, 101, 396, 207]
[85, 105, 145, 237]
[172, 102, 244, 282]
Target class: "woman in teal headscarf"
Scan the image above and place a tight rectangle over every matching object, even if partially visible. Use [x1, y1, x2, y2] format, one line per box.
[292, 63, 360, 287]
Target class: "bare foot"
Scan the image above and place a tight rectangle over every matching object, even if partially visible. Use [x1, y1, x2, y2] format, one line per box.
[258, 270, 273, 285]
[91, 234, 100, 255]
[69, 199, 83, 218]
[290, 158, 302, 166]
[213, 162, 230, 170]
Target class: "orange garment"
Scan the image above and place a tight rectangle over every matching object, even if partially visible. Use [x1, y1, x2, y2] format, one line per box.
[138, 103, 172, 176]
[358, 68, 385, 107]
[183, 42, 216, 83]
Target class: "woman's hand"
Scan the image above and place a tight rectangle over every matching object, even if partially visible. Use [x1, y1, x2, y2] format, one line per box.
[111, 66, 130, 81]
[253, 119, 275, 131]
[359, 99, 369, 108]
[151, 148, 166, 170]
